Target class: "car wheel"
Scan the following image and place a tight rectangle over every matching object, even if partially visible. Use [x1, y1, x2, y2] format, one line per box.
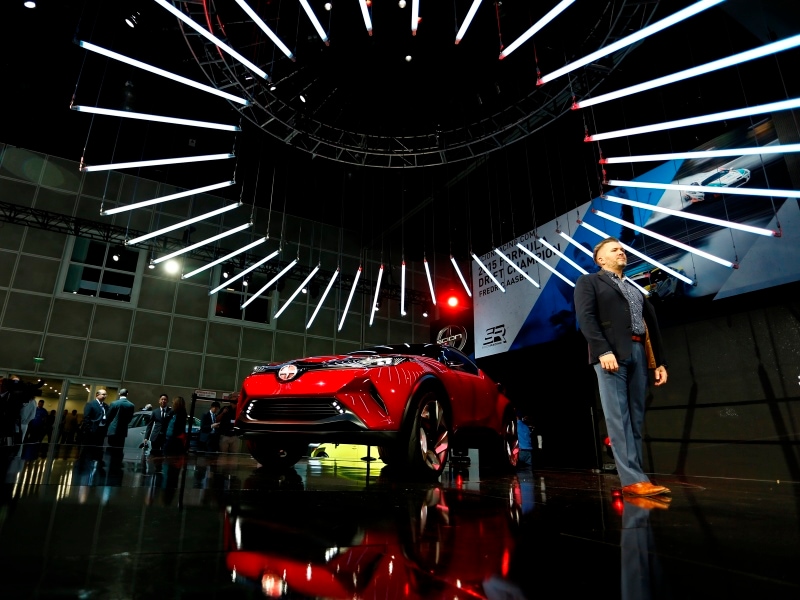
[405, 391, 451, 477]
[501, 409, 520, 470]
[246, 439, 305, 469]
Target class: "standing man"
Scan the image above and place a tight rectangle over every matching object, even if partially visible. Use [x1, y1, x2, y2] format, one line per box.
[574, 237, 670, 498]
[82, 389, 110, 463]
[144, 394, 172, 457]
[199, 401, 221, 452]
[106, 388, 135, 450]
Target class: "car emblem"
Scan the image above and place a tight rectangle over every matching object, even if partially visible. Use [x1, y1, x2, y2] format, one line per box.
[277, 364, 299, 382]
[437, 325, 468, 351]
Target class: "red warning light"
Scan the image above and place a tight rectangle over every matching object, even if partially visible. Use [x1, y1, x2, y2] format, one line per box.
[447, 295, 459, 308]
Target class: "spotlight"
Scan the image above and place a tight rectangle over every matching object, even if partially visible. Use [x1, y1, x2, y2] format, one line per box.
[164, 260, 180, 275]
[299, 94, 306, 103]
[223, 269, 230, 279]
[398, 0, 406, 7]
[405, 55, 412, 62]
[125, 11, 140, 28]
[270, 85, 277, 91]
[112, 252, 120, 262]
[301, 288, 308, 294]
[24, 1, 37, 8]
[422, 310, 429, 318]
[148, 262, 155, 270]
[447, 295, 459, 308]
[242, 279, 249, 287]
[324, 2, 332, 9]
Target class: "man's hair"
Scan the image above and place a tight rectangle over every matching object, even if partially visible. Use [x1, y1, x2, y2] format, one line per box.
[593, 236, 621, 264]
[119, 388, 128, 397]
[210, 401, 221, 409]
[159, 393, 169, 400]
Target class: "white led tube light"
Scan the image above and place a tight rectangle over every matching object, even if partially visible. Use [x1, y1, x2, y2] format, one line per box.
[455, 0, 483, 45]
[424, 258, 437, 305]
[103, 180, 235, 215]
[298, 0, 330, 44]
[338, 267, 362, 331]
[207, 248, 278, 292]
[499, 0, 574, 59]
[184, 238, 267, 280]
[472, 252, 505, 292]
[576, 34, 800, 109]
[126, 203, 240, 246]
[494, 249, 539, 288]
[451, 256, 473, 297]
[625, 276, 651, 296]
[153, 223, 251, 264]
[540, 0, 724, 84]
[154, 0, 268, 79]
[307, 268, 339, 329]
[587, 97, 800, 142]
[369, 265, 384, 326]
[72, 105, 240, 131]
[603, 194, 778, 237]
[558, 230, 594, 259]
[233, 0, 295, 59]
[241, 259, 297, 308]
[600, 143, 800, 164]
[579, 220, 695, 285]
[401, 261, 407, 316]
[593, 209, 736, 268]
[537, 237, 589, 274]
[274, 266, 320, 319]
[78, 40, 249, 105]
[358, 0, 373, 35]
[412, 0, 420, 35]
[82, 153, 234, 173]
[516, 244, 576, 288]
[608, 178, 800, 200]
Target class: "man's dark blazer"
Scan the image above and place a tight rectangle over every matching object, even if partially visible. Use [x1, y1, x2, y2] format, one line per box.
[145, 406, 172, 441]
[574, 271, 667, 367]
[83, 399, 108, 433]
[199, 411, 217, 444]
[106, 398, 135, 437]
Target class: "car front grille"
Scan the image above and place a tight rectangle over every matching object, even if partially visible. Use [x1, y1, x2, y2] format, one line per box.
[246, 398, 339, 422]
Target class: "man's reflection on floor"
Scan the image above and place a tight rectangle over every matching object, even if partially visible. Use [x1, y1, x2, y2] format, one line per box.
[622, 496, 671, 600]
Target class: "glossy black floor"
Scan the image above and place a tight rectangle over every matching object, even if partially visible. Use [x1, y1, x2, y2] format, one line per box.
[0, 442, 798, 600]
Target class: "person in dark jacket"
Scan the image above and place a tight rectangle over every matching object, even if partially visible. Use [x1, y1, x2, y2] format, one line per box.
[106, 389, 135, 450]
[164, 396, 188, 456]
[144, 394, 172, 457]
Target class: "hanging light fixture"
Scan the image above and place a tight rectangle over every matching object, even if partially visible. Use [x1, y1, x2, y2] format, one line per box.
[78, 41, 249, 105]
[471, 252, 505, 292]
[358, 0, 373, 35]
[71, 106, 241, 131]
[298, 0, 330, 44]
[233, 0, 295, 59]
[586, 98, 800, 142]
[494, 248, 540, 288]
[411, 0, 420, 35]
[455, 0, 484, 45]
[558, 230, 594, 259]
[154, 0, 269, 78]
[499, 0, 574, 59]
[450, 256, 473, 297]
[102, 180, 236, 215]
[274, 266, 320, 319]
[579, 220, 695, 285]
[592, 208, 737, 268]
[369, 265, 384, 326]
[338, 267, 362, 331]
[515, 244, 576, 287]
[537, 237, 589, 274]
[424, 257, 437, 305]
[81, 153, 234, 173]
[125, 203, 241, 246]
[152, 223, 252, 264]
[241, 259, 298, 309]
[574, 34, 800, 109]
[185, 239, 267, 280]
[400, 261, 407, 316]
[599, 143, 800, 164]
[539, 0, 724, 84]
[602, 194, 778, 237]
[207, 248, 278, 293]
[607, 178, 800, 200]
[307, 268, 339, 329]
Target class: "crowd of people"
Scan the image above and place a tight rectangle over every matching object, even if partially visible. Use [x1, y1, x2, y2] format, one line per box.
[0, 378, 239, 461]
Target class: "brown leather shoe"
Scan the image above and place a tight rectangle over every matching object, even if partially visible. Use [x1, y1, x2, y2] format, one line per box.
[625, 496, 671, 510]
[622, 481, 669, 497]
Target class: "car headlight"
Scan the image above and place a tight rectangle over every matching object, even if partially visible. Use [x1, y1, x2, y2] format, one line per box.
[334, 356, 409, 368]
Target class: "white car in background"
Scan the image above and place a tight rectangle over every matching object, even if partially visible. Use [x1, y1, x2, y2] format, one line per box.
[124, 410, 202, 453]
[682, 168, 751, 202]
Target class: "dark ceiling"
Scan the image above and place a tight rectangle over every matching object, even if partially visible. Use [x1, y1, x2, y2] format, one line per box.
[3, 0, 799, 263]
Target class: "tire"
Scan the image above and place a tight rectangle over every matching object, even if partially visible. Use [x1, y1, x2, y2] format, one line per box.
[246, 439, 305, 469]
[481, 408, 519, 472]
[405, 391, 451, 477]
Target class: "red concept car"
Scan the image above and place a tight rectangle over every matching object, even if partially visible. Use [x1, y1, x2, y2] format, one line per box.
[234, 343, 519, 476]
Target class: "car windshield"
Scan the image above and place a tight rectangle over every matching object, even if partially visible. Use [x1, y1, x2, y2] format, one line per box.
[348, 344, 479, 375]
[700, 170, 730, 185]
